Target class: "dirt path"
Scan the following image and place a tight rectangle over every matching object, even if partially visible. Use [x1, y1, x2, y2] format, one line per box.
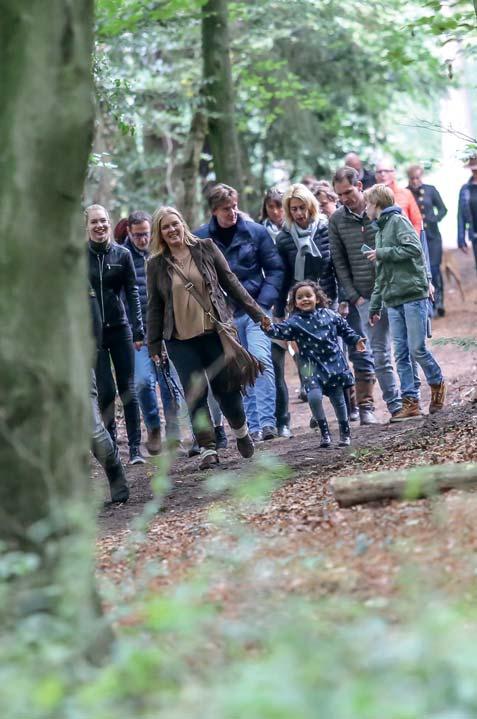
[96, 251, 477, 598]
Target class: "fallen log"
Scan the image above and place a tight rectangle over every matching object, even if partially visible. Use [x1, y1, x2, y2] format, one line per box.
[332, 462, 477, 508]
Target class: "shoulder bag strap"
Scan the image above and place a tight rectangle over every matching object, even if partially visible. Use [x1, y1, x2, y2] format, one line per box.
[164, 255, 228, 331]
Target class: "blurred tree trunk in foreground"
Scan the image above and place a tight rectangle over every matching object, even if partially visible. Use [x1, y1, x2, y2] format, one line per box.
[0, 0, 106, 656]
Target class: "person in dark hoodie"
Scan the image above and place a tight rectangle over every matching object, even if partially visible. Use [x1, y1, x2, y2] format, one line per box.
[86, 204, 145, 465]
[365, 184, 446, 420]
[124, 210, 183, 455]
[194, 184, 284, 443]
[407, 164, 447, 317]
[457, 155, 477, 272]
[259, 186, 292, 438]
[89, 285, 129, 505]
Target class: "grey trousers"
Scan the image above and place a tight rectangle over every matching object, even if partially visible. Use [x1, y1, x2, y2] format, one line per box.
[91, 370, 129, 502]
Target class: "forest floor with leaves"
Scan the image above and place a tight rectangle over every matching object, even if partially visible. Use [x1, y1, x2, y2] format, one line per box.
[96, 251, 477, 609]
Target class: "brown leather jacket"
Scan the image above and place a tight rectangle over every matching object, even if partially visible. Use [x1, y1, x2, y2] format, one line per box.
[146, 238, 265, 355]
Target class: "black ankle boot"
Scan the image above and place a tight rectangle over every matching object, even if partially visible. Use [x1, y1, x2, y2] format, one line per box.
[338, 421, 351, 447]
[317, 420, 331, 448]
[214, 425, 228, 449]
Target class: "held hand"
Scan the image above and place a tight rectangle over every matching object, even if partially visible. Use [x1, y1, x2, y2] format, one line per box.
[364, 250, 377, 263]
[369, 313, 381, 327]
[134, 341, 143, 351]
[261, 315, 272, 331]
[151, 354, 161, 365]
[355, 338, 367, 353]
[428, 282, 435, 302]
[338, 301, 349, 317]
[354, 296, 366, 307]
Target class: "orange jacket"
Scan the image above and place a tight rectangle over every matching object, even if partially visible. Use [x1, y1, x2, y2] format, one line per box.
[390, 181, 422, 234]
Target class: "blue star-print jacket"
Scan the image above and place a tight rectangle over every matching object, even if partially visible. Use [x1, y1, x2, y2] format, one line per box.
[263, 308, 360, 393]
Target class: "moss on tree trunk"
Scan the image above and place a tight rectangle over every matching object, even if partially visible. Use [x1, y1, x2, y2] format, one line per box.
[0, 0, 106, 655]
[202, 0, 244, 198]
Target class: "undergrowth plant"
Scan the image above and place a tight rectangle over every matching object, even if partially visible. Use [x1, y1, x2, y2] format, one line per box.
[3, 454, 477, 718]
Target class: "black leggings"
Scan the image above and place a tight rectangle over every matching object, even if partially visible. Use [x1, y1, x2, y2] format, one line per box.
[96, 325, 141, 450]
[166, 332, 246, 450]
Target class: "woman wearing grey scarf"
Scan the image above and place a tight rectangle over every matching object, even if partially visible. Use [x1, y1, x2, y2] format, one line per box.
[274, 183, 338, 318]
[260, 186, 292, 438]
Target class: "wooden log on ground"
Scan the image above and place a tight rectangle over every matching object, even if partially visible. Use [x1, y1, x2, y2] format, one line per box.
[332, 462, 477, 507]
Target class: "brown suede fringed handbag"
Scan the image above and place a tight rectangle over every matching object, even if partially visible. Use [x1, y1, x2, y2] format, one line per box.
[164, 256, 264, 393]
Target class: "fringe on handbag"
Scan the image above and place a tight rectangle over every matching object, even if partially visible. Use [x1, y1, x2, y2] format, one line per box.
[164, 255, 264, 393]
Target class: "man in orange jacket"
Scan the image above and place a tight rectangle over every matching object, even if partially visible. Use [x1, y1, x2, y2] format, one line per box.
[375, 158, 422, 233]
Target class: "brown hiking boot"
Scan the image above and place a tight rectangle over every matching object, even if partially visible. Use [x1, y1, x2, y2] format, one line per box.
[429, 381, 447, 414]
[146, 427, 162, 455]
[389, 397, 421, 423]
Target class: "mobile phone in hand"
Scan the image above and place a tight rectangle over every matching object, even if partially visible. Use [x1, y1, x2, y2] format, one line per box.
[361, 243, 372, 254]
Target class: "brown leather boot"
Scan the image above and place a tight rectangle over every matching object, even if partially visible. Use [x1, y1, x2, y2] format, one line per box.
[429, 381, 447, 414]
[146, 427, 162, 455]
[355, 374, 378, 425]
[390, 397, 420, 423]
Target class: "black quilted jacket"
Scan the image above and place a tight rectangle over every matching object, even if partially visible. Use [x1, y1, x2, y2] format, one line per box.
[275, 220, 338, 316]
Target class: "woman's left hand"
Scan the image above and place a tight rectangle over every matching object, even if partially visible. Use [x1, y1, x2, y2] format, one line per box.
[355, 338, 367, 353]
[261, 316, 272, 331]
[134, 341, 143, 351]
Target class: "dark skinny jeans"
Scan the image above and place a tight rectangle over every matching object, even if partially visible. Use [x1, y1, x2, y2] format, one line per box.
[96, 325, 141, 450]
[308, 385, 348, 424]
[271, 342, 290, 429]
[91, 370, 129, 502]
[166, 332, 246, 450]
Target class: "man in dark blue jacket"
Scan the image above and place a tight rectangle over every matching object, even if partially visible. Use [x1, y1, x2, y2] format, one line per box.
[124, 211, 182, 454]
[195, 184, 285, 441]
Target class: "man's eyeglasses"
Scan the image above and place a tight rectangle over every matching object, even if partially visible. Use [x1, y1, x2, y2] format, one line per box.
[131, 232, 150, 239]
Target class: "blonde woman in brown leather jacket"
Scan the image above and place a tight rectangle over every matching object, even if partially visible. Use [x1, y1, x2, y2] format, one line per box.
[147, 206, 266, 470]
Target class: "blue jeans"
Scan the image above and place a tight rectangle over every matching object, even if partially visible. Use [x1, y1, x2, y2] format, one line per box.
[134, 345, 181, 440]
[387, 299, 443, 399]
[356, 300, 401, 415]
[234, 313, 276, 433]
[346, 303, 376, 378]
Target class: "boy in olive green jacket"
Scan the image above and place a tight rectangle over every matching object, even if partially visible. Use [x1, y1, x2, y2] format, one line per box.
[364, 184, 446, 420]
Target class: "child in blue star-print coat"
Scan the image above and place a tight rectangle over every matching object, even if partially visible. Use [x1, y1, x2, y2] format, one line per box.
[261, 281, 366, 447]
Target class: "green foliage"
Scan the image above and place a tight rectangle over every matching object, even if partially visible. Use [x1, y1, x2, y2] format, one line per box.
[96, 0, 208, 39]
[90, 0, 449, 217]
[4, 456, 477, 717]
[432, 336, 477, 350]
[5, 437, 477, 715]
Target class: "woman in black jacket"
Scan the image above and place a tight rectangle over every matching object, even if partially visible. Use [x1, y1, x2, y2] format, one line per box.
[275, 183, 338, 317]
[86, 204, 145, 465]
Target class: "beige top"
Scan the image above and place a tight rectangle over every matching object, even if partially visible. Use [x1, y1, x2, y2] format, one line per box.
[171, 252, 215, 340]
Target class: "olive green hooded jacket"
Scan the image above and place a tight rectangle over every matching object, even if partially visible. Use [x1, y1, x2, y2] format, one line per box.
[369, 206, 429, 316]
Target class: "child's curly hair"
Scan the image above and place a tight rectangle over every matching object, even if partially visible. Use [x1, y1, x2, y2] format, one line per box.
[287, 280, 330, 312]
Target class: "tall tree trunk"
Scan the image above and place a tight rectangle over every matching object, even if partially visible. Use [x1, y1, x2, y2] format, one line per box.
[175, 109, 208, 227]
[0, 0, 103, 653]
[201, 0, 243, 198]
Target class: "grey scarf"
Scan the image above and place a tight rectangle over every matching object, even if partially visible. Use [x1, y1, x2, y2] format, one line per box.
[262, 218, 281, 244]
[289, 221, 321, 280]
